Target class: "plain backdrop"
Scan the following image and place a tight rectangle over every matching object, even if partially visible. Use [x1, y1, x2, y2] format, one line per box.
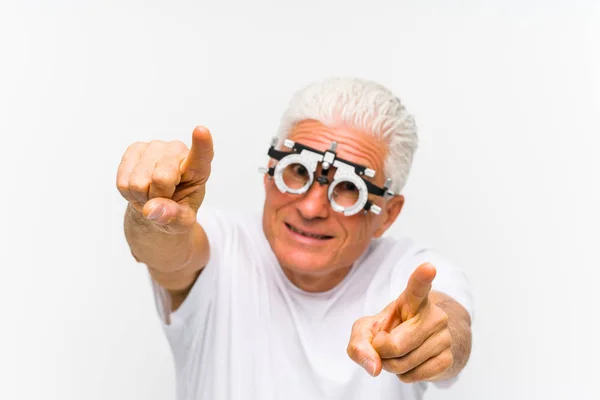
[1, 1, 599, 399]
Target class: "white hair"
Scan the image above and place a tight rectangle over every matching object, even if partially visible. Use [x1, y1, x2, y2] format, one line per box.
[275, 77, 418, 194]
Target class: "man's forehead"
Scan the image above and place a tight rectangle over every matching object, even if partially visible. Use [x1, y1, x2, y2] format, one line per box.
[288, 120, 386, 162]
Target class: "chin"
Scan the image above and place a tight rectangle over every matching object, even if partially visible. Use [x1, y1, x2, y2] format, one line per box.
[275, 247, 335, 274]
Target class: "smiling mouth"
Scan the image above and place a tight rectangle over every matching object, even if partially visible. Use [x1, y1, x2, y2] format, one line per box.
[285, 223, 334, 240]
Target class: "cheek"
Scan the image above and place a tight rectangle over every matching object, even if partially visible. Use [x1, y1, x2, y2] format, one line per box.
[265, 182, 283, 205]
[264, 184, 295, 219]
[263, 187, 288, 243]
[340, 215, 375, 245]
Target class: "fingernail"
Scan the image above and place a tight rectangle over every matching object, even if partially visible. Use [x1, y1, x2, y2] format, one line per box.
[147, 205, 164, 220]
[362, 358, 376, 377]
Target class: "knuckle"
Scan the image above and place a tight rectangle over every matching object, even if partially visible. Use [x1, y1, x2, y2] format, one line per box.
[170, 140, 188, 151]
[437, 350, 454, 371]
[116, 176, 128, 191]
[388, 333, 406, 355]
[148, 140, 165, 152]
[125, 142, 148, 156]
[387, 340, 401, 356]
[152, 169, 177, 187]
[440, 311, 449, 326]
[351, 317, 370, 332]
[441, 329, 453, 348]
[346, 341, 369, 361]
[127, 141, 145, 151]
[346, 342, 359, 358]
[383, 358, 409, 375]
[148, 140, 165, 147]
[351, 318, 364, 330]
[398, 373, 414, 384]
[434, 310, 449, 330]
[116, 183, 130, 197]
[144, 140, 165, 153]
[128, 177, 149, 192]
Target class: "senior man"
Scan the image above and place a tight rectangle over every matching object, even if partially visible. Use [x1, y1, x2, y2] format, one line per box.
[117, 77, 473, 399]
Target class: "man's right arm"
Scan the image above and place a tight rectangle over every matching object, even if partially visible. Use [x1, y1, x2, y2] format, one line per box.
[117, 126, 214, 311]
[124, 206, 210, 311]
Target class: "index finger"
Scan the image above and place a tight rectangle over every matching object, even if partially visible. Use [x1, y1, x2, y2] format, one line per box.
[402, 263, 436, 318]
[181, 126, 214, 182]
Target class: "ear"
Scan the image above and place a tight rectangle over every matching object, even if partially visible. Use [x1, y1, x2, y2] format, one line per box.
[373, 194, 404, 238]
[263, 160, 275, 187]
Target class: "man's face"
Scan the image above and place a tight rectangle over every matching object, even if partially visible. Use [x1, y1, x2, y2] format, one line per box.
[262, 120, 405, 284]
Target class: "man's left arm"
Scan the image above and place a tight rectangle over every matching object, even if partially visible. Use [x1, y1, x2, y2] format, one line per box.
[346, 264, 472, 383]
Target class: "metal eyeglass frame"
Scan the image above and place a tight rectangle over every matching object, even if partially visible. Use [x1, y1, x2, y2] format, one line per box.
[258, 137, 394, 216]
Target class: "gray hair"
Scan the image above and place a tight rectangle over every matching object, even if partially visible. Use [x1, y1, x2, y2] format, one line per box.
[275, 77, 418, 194]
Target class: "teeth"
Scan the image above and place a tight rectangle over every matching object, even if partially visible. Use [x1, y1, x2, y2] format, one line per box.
[289, 225, 327, 239]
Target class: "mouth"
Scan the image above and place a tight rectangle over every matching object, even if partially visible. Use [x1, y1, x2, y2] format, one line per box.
[285, 223, 334, 241]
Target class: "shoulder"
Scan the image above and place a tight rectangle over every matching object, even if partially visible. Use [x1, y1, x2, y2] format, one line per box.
[196, 207, 269, 268]
[363, 235, 426, 271]
[197, 207, 263, 242]
[367, 236, 462, 279]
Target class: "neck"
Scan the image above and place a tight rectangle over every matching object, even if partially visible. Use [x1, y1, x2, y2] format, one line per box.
[280, 264, 353, 293]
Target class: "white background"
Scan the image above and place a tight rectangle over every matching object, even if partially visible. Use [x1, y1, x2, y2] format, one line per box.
[1, 1, 599, 399]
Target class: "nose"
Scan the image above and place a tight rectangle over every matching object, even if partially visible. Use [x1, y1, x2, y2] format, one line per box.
[296, 180, 330, 220]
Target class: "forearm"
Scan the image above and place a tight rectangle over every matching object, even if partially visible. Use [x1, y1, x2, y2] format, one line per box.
[429, 291, 472, 381]
[123, 204, 209, 290]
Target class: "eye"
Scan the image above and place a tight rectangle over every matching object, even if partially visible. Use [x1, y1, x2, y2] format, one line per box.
[341, 181, 357, 192]
[332, 180, 360, 207]
[282, 162, 311, 190]
[292, 164, 308, 177]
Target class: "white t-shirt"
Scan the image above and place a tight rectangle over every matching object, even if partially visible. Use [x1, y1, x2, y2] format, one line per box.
[150, 209, 473, 400]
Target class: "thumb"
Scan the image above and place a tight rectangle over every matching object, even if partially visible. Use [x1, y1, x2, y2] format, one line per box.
[142, 198, 198, 233]
[181, 126, 214, 183]
[347, 317, 386, 377]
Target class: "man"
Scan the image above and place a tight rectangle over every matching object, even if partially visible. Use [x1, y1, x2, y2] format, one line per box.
[117, 77, 473, 399]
